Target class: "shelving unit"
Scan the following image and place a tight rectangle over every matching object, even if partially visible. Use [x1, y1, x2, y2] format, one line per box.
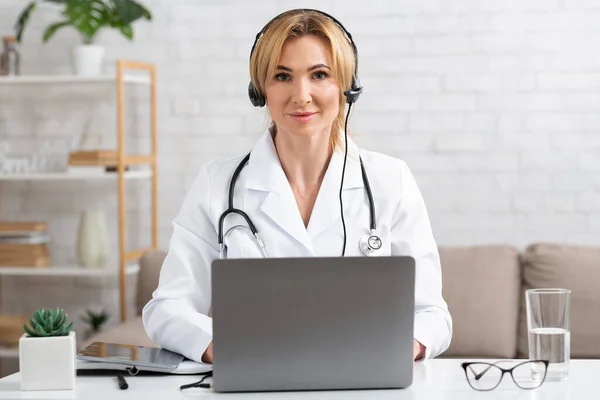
[0, 60, 158, 326]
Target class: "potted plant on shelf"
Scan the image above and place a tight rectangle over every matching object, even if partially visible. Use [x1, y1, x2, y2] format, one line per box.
[19, 307, 76, 391]
[14, 0, 152, 76]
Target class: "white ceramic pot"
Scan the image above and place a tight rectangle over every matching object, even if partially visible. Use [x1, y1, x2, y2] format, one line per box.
[76, 208, 110, 268]
[19, 331, 76, 391]
[71, 44, 105, 76]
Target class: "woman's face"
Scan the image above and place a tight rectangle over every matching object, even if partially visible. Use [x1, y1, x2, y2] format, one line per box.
[264, 35, 340, 141]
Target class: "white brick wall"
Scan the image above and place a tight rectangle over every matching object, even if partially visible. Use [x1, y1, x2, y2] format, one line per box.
[1, 0, 600, 257]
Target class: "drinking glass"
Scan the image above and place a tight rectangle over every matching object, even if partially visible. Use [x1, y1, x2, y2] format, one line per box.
[525, 288, 571, 381]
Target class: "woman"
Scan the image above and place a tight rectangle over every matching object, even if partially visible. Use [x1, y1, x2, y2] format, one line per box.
[142, 9, 452, 364]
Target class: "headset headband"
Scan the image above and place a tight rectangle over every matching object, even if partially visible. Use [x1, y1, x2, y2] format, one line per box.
[249, 9, 359, 77]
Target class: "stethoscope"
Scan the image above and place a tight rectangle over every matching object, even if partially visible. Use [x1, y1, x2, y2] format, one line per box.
[217, 152, 382, 259]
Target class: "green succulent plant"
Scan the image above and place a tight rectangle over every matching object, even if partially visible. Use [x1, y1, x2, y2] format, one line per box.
[23, 308, 74, 337]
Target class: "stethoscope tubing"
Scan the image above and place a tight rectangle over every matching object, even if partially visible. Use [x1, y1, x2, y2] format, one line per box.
[217, 153, 378, 259]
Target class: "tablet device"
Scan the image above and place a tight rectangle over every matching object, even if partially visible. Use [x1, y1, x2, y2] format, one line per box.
[77, 342, 184, 370]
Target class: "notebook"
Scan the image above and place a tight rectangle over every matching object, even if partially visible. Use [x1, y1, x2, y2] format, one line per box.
[76, 342, 212, 375]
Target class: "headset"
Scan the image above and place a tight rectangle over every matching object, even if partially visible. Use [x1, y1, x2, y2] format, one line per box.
[216, 9, 382, 259]
[248, 9, 364, 107]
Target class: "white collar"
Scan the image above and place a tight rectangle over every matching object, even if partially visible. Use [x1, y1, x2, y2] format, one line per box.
[245, 129, 364, 192]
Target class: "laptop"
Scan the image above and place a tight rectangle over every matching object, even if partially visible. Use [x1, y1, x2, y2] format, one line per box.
[210, 256, 416, 393]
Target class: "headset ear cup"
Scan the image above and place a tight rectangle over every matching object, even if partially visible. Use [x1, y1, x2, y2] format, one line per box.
[344, 76, 363, 104]
[248, 81, 266, 107]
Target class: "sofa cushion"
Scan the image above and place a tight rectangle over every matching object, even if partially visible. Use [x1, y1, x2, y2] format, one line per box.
[136, 250, 167, 315]
[517, 243, 600, 359]
[82, 316, 157, 349]
[439, 245, 521, 358]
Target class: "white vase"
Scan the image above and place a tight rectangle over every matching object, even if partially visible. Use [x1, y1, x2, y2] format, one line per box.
[19, 331, 76, 391]
[71, 44, 105, 76]
[76, 208, 109, 268]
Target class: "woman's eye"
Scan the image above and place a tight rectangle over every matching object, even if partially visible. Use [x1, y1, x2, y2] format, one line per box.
[275, 73, 290, 82]
[313, 71, 328, 80]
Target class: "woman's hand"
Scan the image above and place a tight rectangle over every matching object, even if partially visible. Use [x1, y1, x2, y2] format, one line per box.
[201, 341, 213, 364]
[413, 339, 426, 361]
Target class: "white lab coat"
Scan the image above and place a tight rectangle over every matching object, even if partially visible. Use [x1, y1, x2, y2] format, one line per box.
[142, 130, 452, 361]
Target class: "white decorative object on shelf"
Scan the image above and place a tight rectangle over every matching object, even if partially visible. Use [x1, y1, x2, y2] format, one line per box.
[19, 331, 76, 391]
[72, 44, 105, 76]
[76, 208, 110, 269]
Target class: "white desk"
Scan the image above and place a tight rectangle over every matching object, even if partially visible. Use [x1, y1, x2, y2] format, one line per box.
[0, 359, 596, 399]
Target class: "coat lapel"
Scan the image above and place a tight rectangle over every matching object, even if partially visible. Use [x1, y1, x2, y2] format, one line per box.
[244, 129, 364, 254]
[307, 135, 364, 239]
[245, 130, 314, 254]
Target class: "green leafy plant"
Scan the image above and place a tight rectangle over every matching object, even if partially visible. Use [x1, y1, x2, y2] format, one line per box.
[14, 0, 152, 45]
[81, 308, 110, 332]
[23, 308, 74, 337]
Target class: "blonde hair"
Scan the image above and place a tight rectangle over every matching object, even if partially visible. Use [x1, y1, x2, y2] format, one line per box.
[249, 9, 357, 152]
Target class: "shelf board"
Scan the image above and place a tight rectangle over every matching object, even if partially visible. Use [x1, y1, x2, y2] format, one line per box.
[0, 263, 139, 277]
[0, 169, 152, 181]
[0, 74, 150, 85]
[0, 347, 18, 358]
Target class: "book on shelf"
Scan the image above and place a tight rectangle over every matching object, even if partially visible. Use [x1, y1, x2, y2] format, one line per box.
[0, 222, 51, 267]
[0, 222, 47, 235]
[0, 243, 50, 267]
[68, 150, 118, 166]
[0, 232, 50, 245]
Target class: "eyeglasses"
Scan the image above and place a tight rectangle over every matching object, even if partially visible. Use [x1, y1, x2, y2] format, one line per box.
[461, 360, 549, 391]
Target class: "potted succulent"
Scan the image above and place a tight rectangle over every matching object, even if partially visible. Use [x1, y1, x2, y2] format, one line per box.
[19, 308, 76, 391]
[14, 0, 152, 76]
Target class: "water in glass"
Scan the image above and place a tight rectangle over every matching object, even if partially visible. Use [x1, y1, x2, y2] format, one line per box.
[528, 327, 570, 381]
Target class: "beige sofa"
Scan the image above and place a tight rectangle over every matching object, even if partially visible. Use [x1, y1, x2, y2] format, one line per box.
[84, 243, 600, 359]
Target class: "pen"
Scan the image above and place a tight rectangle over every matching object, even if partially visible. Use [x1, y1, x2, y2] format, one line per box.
[117, 373, 129, 390]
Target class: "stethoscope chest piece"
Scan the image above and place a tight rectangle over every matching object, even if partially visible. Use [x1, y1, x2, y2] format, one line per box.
[359, 231, 382, 256]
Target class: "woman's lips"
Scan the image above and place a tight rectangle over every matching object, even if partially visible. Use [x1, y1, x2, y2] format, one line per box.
[289, 112, 317, 122]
